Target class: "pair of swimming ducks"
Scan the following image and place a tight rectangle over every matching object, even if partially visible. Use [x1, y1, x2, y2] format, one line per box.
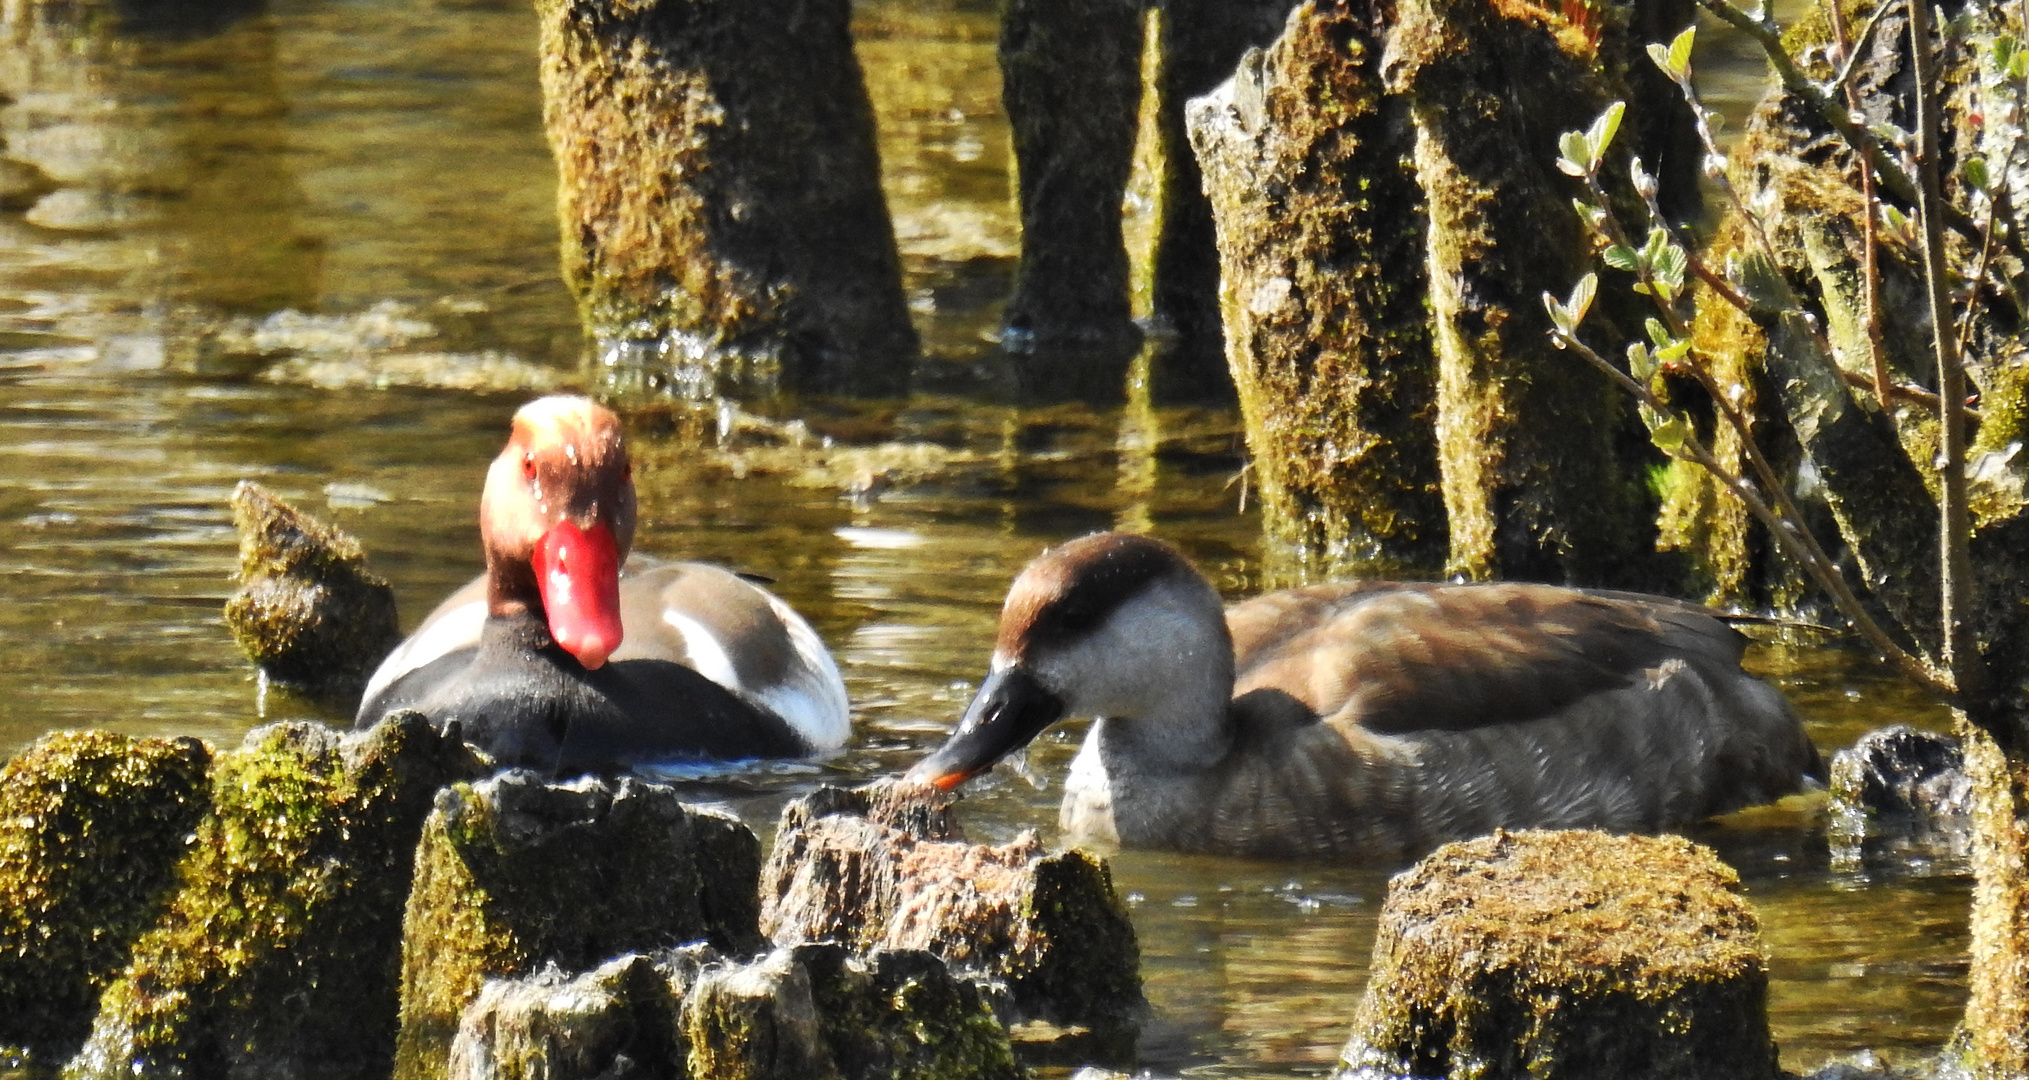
[358, 395, 1824, 863]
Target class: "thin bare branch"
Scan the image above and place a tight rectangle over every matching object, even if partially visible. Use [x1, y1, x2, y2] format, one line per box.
[1551, 327, 1957, 696]
[1695, 0, 1998, 253]
[1908, 0, 1986, 700]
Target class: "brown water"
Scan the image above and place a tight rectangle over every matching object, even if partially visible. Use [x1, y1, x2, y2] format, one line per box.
[0, 0, 1970, 1075]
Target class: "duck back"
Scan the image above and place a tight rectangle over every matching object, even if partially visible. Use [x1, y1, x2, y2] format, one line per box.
[366, 611, 808, 773]
[1067, 581, 1822, 861]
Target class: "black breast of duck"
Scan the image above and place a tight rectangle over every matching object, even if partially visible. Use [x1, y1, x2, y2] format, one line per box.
[354, 395, 850, 773]
[906, 531, 1823, 862]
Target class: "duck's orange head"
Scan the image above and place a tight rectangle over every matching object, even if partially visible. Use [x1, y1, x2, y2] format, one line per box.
[480, 395, 637, 669]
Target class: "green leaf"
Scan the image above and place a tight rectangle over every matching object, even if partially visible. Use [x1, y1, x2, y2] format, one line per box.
[1646, 42, 1672, 75]
[1649, 415, 1690, 453]
[1542, 292, 1573, 336]
[1626, 342, 1656, 381]
[1655, 335, 1692, 364]
[1645, 318, 1672, 348]
[1653, 240, 1688, 291]
[1571, 198, 1608, 233]
[1588, 102, 1626, 160]
[1964, 155, 1991, 193]
[1603, 244, 1639, 271]
[1556, 130, 1592, 176]
[1668, 25, 1696, 78]
[1640, 226, 1670, 266]
[1993, 34, 2017, 72]
[1566, 272, 1598, 327]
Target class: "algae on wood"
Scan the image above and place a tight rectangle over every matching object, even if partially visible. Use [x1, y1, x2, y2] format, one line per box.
[1338, 829, 1779, 1080]
[396, 772, 766, 1080]
[67, 715, 483, 1080]
[761, 782, 1144, 1061]
[1383, 0, 1668, 587]
[0, 733, 211, 1067]
[223, 480, 400, 711]
[536, 0, 917, 398]
[1189, 1, 1445, 583]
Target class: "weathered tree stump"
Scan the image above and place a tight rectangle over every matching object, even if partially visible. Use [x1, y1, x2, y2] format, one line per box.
[1337, 829, 1779, 1080]
[395, 772, 766, 1080]
[536, 0, 917, 399]
[998, 0, 1144, 390]
[67, 715, 483, 1080]
[223, 480, 401, 711]
[1382, 0, 1666, 587]
[760, 781, 1145, 1064]
[0, 732, 211, 1067]
[1189, 1, 1445, 583]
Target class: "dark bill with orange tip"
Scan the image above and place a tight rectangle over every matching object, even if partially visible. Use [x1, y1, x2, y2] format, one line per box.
[905, 666, 1064, 790]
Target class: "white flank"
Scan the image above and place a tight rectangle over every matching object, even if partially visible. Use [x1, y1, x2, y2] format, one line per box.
[762, 593, 853, 750]
[662, 610, 743, 694]
[359, 600, 488, 710]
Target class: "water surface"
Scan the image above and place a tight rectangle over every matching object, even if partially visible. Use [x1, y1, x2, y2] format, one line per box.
[0, 0, 1969, 1075]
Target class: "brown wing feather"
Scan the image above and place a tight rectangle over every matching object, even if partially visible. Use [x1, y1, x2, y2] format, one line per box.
[1228, 581, 1745, 736]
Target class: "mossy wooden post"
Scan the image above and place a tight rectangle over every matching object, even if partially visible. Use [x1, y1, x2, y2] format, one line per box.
[1135, 0, 1296, 402]
[760, 782, 1145, 1063]
[67, 716, 483, 1080]
[1338, 830, 1781, 1080]
[393, 772, 766, 1080]
[224, 481, 400, 711]
[536, 0, 918, 399]
[1189, 1, 1444, 584]
[1383, 0, 1664, 586]
[0, 734, 211, 1067]
[998, 0, 1143, 394]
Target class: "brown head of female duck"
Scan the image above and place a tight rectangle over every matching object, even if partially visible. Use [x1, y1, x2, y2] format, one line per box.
[907, 532, 1823, 863]
[357, 396, 849, 773]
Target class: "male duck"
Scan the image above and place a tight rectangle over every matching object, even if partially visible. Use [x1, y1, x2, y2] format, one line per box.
[355, 395, 850, 772]
[907, 532, 1822, 862]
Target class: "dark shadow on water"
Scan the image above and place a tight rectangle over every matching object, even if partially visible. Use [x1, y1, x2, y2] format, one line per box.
[112, 0, 266, 38]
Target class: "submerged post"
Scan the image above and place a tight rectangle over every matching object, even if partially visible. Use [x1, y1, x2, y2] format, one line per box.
[536, 0, 919, 399]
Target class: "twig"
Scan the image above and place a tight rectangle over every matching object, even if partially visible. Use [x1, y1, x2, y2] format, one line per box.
[1551, 328, 1956, 696]
[1907, 0, 1984, 701]
[1835, 368, 1985, 419]
[1827, 0, 1893, 410]
[1696, 0, 1999, 255]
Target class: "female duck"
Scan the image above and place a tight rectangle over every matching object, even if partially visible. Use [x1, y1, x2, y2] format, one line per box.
[907, 532, 1822, 862]
[355, 396, 849, 772]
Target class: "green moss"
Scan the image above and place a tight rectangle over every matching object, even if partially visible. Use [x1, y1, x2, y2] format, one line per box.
[1975, 358, 2029, 456]
[394, 773, 766, 1080]
[66, 715, 480, 1080]
[1194, 3, 1445, 584]
[223, 481, 399, 704]
[1390, 0, 1667, 587]
[0, 733, 212, 1066]
[534, 0, 916, 397]
[1341, 829, 1779, 1080]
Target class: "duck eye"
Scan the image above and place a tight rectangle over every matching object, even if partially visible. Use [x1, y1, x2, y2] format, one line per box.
[521, 452, 537, 480]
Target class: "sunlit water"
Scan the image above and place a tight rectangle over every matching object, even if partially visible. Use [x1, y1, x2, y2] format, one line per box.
[0, 0, 1969, 1075]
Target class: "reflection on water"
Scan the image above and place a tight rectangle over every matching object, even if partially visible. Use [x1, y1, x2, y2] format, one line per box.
[0, 0, 1972, 1075]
